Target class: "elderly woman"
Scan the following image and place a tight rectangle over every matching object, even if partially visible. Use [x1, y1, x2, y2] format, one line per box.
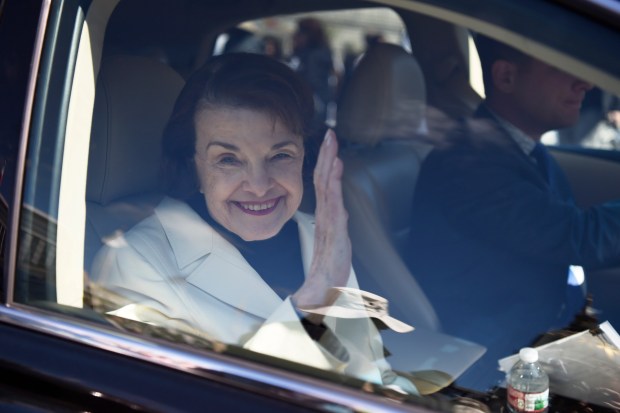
[91, 53, 414, 392]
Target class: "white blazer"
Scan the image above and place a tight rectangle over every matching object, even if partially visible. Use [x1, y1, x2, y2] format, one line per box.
[90, 197, 413, 389]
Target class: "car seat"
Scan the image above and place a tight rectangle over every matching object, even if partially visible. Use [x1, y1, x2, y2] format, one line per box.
[337, 43, 440, 331]
[85, 55, 184, 273]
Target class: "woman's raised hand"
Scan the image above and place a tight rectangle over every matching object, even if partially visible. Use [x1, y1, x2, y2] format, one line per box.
[292, 129, 352, 310]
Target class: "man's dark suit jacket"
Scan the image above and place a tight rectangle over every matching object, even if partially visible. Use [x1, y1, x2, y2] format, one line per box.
[407, 105, 620, 389]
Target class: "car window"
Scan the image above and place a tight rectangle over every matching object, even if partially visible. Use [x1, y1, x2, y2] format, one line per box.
[214, 9, 409, 126]
[541, 87, 620, 151]
[460, 25, 620, 154]
[8, 0, 620, 411]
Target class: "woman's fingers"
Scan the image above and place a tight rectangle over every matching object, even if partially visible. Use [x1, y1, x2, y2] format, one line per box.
[294, 130, 351, 309]
[314, 129, 337, 195]
[328, 156, 344, 201]
[313, 130, 350, 272]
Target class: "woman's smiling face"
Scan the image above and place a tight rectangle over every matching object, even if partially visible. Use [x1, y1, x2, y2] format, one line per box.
[194, 106, 305, 241]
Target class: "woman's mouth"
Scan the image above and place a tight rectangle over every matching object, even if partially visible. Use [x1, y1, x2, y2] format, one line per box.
[234, 198, 281, 216]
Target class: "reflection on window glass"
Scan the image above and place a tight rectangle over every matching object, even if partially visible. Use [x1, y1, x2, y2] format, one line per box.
[16, 206, 57, 303]
[87, 49, 421, 397]
[0, 194, 7, 283]
[544, 88, 620, 150]
[13, 0, 620, 410]
[215, 9, 408, 128]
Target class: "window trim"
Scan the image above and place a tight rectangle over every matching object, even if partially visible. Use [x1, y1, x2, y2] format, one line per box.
[5, 0, 52, 305]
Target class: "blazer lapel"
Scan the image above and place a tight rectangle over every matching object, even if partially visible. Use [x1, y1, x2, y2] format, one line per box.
[186, 251, 282, 320]
[189, 213, 324, 319]
[188, 225, 288, 320]
[156, 197, 281, 319]
[156, 197, 214, 268]
[156, 200, 330, 320]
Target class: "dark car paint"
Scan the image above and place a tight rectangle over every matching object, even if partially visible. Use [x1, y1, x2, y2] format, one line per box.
[0, 322, 321, 412]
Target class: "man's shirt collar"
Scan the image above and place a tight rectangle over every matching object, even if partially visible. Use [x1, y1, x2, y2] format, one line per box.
[484, 105, 537, 157]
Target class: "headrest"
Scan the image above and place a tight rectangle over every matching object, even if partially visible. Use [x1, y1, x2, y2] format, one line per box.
[87, 55, 185, 205]
[337, 43, 426, 145]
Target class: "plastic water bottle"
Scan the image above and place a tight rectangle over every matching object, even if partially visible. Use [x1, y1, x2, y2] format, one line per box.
[507, 347, 549, 412]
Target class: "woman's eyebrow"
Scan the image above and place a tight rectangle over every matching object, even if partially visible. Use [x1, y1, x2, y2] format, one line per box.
[206, 141, 239, 151]
[204, 139, 301, 152]
[272, 140, 301, 150]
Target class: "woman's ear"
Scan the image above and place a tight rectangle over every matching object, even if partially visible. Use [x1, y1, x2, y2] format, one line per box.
[491, 60, 518, 93]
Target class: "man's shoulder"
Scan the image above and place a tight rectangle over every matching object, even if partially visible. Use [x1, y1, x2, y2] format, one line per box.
[417, 117, 530, 191]
[425, 111, 518, 162]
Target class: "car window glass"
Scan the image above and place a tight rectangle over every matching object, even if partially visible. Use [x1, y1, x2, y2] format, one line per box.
[14, 0, 117, 309]
[214, 9, 408, 127]
[541, 87, 620, 151]
[10, 0, 620, 410]
[15, 1, 445, 399]
[464, 31, 620, 154]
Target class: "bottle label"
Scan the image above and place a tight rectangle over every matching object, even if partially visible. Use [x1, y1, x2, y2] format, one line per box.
[508, 387, 549, 412]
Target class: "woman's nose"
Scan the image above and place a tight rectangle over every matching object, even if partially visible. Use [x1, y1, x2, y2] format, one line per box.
[243, 165, 273, 196]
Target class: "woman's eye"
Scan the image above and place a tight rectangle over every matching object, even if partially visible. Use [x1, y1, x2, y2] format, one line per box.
[217, 155, 240, 166]
[271, 152, 293, 161]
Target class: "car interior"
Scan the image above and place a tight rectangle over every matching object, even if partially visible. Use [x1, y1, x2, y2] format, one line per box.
[336, 42, 439, 331]
[81, 0, 479, 333]
[84, 55, 184, 272]
[11, 0, 620, 407]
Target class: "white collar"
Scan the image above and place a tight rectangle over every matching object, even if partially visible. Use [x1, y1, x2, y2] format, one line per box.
[484, 105, 537, 157]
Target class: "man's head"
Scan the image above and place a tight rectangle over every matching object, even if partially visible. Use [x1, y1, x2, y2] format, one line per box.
[476, 35, 593, 140]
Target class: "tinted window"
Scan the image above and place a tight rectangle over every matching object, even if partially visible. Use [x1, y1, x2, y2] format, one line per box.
[10, 0, 620, 411]
[0, 0, 43, 288]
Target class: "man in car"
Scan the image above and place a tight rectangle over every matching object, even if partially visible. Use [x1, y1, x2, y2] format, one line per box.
[407, 35, 620, 390]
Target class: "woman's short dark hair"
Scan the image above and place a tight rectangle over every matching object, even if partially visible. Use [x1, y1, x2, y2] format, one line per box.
[162, 53, 314, 199]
